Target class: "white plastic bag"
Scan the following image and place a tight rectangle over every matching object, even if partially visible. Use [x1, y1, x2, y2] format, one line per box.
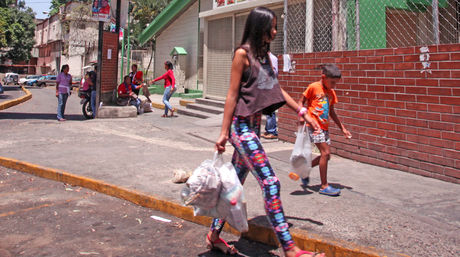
[183, 152, 222, 210]
[290, 125, 312, 179]
[182, 153, 248, 232]
[215, 161, 248, 232]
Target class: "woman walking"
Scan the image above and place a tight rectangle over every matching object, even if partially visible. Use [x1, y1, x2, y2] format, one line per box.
[56, 64, 72, 121]
[207, 7, 325, 257]
[150, 61, 176, 117]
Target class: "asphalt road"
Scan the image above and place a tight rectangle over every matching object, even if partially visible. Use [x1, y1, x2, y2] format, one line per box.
[0, 85, 24, 104]
[0, 167, 283, 257]
[1, 87, 459, 257]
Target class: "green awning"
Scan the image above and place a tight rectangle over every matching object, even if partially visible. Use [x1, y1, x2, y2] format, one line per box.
[170, 47, 188, 56]
[138, 0, 194, 46]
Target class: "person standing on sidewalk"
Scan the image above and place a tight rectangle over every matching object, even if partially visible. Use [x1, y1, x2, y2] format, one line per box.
[56, 64, 72, 122]
[149, 61, 176, 118]
[297, 64, 352, 196]
[209, 7, 324, 257]
[87, 65, 98, 118]
[261, 51, 279, 139]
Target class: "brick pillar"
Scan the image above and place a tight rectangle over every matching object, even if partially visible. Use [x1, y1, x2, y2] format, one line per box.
[100, 31, 119, 104]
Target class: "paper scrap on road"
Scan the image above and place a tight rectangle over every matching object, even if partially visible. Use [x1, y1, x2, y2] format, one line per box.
[79, 252, 99, 255]
[150, 215, 171, 223]
[136, 218, 142, 224]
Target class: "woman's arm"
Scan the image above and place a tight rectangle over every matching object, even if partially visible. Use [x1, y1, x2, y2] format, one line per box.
[170, 70, 176, 90]
[215, 49, 248, 153]
[150, 72, 168, 84]
[281, 89, 320, 132]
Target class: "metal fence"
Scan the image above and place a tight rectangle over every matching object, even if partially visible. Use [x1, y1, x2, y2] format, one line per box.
[284, 0, 460, 53]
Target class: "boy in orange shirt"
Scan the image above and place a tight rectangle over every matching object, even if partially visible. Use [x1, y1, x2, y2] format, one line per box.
[298, 64, 352, 196]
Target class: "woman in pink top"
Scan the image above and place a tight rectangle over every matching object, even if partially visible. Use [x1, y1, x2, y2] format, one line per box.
[150, 61, 176, 117]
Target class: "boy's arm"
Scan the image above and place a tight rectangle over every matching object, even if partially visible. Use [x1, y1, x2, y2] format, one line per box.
[330, 105, 352, 139]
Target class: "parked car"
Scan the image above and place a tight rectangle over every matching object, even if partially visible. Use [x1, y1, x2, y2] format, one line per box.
[19, 75, 42, 85]
[26, 75, 44, 87]
[2, 73, 19, 85]
[36, 75, 57, 87]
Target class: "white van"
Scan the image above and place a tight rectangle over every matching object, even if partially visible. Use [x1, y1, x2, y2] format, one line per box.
[2, 73, 19, 85]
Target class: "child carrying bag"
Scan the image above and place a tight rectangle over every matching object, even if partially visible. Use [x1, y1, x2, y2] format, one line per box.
[289, 125, 312, 180]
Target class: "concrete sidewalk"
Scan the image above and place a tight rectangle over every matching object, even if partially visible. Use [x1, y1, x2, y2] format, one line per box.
[1, 88, 459, 257]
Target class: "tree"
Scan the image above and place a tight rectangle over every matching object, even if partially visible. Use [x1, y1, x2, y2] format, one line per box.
[49, 0, 68, 16]
[129, 0, 172, 76]
[0, 0, 35, 62]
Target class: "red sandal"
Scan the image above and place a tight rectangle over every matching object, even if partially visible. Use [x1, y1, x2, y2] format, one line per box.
[295, 250, 325, 257]
[206, 234, 238, 255]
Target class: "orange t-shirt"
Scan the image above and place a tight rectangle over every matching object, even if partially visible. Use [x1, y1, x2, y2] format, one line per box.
[303, 81, 338, 131]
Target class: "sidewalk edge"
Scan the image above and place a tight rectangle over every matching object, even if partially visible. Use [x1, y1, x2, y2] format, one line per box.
[0, 86, 32, 110]
[0, 156, 402, 257]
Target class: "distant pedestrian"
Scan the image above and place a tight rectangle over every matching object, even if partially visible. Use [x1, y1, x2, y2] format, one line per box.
[129, 64, 143, 95]
[209, 7, 323, 257]
[56, 64, 72, 121]
[149, 61, 176, 117]
[117, 75, 141, 113]
[297, 64, 352, 196]
[261, 51, 279, 139]
[87, 65, 97, 118]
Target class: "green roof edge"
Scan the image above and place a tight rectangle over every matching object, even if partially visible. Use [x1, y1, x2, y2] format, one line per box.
[170, 47, 188, 56]
[138, 0, 194, 46]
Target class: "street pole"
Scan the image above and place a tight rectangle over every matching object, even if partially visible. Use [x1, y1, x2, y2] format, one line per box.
[126, 8, 131, 76]
[283, 0, 287, 54]
[120, 32, 125, 83]
[116, 0, 123, 84]
[432, 0, 440, 45]
[96, 21, 103, 116]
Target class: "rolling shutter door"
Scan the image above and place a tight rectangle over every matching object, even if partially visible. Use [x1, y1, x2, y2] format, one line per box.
[206, 17, 233, 99]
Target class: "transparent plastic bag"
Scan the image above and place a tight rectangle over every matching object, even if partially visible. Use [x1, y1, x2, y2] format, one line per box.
[290, 125, 312, 180]
[183, 152, 222, 210]
[182, 153, 248, 232]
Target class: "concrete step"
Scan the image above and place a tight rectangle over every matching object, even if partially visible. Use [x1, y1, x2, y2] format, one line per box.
[195, 98, 225, 108]
[186, 103, 223, 115]
[176, 107, 214, 119]
[97, 106, 137, 119]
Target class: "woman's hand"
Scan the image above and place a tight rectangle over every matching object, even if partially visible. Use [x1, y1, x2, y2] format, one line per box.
[302, 113, 321, 134]
[215, 134, 228, 153]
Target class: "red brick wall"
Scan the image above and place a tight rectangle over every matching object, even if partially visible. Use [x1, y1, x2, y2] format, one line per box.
[278, 44, 460, 184]
[101, 31, 119, 104]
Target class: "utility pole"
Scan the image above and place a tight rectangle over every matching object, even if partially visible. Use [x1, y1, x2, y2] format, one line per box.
[126, 1, 132, 76]
[96, 21, 103, 115]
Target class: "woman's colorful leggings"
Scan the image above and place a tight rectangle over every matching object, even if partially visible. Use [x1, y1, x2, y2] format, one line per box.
[210, 113, 295, 251]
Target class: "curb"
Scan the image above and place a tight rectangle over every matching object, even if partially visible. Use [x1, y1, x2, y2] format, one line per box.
[0, 86, 32, 110]
[0, 156, 401, 257]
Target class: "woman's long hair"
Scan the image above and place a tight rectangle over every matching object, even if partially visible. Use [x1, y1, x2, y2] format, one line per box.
[240, 7, 276, 58]
[61, 64, 69, 73]
[165, 61, 173, 70]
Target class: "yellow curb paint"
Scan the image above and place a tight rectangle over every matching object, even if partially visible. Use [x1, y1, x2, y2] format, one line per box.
[0, 86, 32, 110]
[0, 156, 401, 257]
[179, 99, 194, 107]
[150, 102, 165, 110]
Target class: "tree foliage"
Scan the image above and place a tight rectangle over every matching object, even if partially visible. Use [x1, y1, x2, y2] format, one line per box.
[129, 0, 172, 48]
[0, 0, 36, 62]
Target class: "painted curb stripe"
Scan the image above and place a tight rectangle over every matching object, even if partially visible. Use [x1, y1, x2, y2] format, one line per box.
[0, 86, 32, 110]
[0, 156, 400, 257]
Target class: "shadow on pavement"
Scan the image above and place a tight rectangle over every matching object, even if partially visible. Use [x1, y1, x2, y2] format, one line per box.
[198, 237, 279, 257]
[0, 112, 85, 121]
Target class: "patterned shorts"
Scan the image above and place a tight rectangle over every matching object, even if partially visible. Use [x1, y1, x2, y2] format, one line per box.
[308, 127, 331, 145]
